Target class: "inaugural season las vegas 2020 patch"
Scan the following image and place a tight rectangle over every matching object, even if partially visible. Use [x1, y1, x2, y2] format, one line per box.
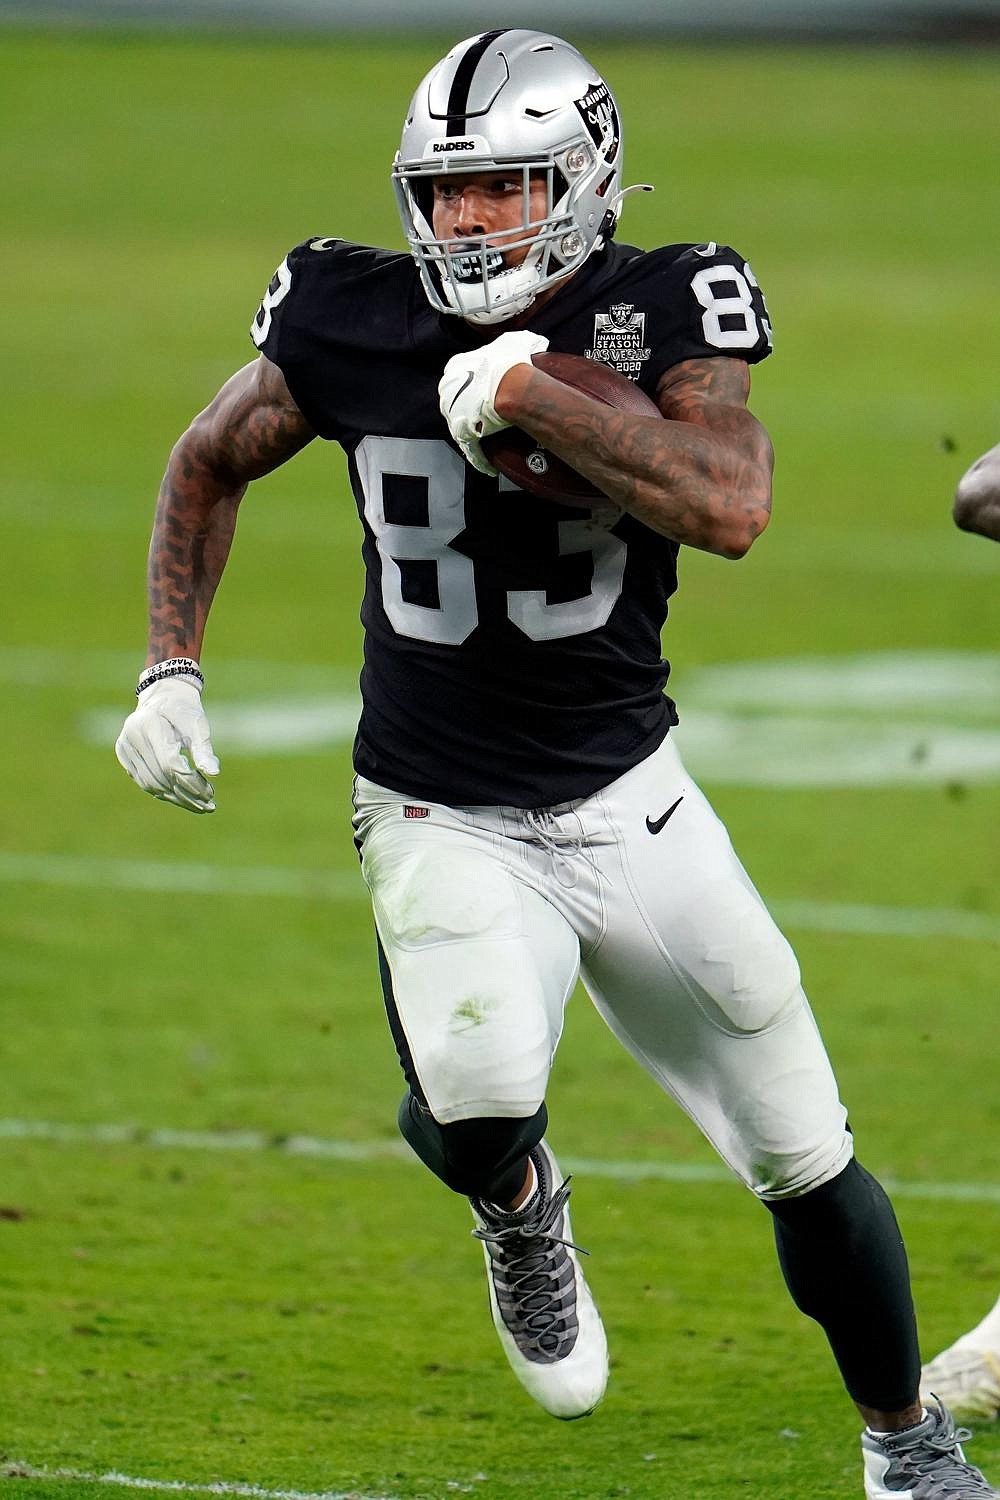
[585, 304, 651, 377]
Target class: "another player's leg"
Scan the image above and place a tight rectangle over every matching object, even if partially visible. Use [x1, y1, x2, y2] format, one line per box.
[576, 735, 999, 1494]
[921, 1296, 1000, 1423]
[353, 781, 608, 1419]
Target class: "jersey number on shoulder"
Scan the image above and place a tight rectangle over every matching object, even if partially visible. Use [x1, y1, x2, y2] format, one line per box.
[250, 258, 292, 348]
[356, 436, 627, 645]
[691, 262, 773, 351]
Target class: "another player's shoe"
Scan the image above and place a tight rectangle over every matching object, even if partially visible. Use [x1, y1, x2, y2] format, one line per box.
[861, 1399, 999, 1497]
[470, 1140, 608, 1420]
[921, 1342, 1000, 1423]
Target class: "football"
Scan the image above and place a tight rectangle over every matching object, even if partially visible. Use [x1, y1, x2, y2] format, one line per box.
[481, 351, 661, 504]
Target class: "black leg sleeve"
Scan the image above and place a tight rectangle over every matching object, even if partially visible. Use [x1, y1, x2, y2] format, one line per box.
[398, 1090, 548, 1205]
[765, 1158, 921, 1412]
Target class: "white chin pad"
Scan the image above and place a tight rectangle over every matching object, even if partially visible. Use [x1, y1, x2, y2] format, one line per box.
[439, 246, 544, 323]
[442, 279, 527, 322]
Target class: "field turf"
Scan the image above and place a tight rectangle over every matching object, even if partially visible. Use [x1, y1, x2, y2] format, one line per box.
[1, 31, 999, 1500]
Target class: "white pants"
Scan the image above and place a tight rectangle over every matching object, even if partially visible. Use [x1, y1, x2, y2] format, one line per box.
[353, 735, 853, 1201]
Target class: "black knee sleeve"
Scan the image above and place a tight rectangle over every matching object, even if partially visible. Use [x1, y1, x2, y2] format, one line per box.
[397, 1091, 548, 1204]
[765, 1158, 920, 1411]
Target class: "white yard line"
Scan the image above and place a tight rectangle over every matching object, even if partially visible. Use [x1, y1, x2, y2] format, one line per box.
[0, 852, 365, 901]
[11, 642, 1000, 782]
[0, 1462, 405, 1499]
[771, 898, 1000, 945]
[2, 849, 999, 945]
[0, 1118, 409, 1163]
[2, 1118, 998, 1205]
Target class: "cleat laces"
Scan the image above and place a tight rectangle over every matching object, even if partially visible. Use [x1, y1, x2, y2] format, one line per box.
[473, 1177, 587, 1359]
[880, 1404, 996, 1495]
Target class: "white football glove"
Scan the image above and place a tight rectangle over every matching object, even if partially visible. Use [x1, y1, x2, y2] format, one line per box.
[115, 674, 220, 814]
[438, 330, 549, 475]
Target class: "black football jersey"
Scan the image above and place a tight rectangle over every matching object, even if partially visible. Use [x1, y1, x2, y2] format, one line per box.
[251, 236, 772, 807]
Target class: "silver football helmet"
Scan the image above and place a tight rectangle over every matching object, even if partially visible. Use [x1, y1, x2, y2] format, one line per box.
[392, 29, 648, 325]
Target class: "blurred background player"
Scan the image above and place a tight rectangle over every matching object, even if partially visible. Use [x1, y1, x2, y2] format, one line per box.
[923, 1296, 1000, 1423]
[917, 441, 1000, 1421]
[114, 29, 999, 1498]
[951, 441, 1000, 542]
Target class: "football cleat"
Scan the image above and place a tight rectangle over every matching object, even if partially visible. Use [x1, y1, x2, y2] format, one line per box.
[470, 1139, 608, 1420]
[861, 1399, 1000, 1497]
[921, 1344, 1000, 1423]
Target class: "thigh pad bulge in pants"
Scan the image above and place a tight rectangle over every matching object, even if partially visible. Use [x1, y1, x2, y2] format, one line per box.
[361, 825, 571, 1120]
[366, 841, 523, 952]
[663, 876, 803, 1038]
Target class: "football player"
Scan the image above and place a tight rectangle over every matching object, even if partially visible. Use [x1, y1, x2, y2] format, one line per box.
[115, 30, 998, 1497]
[916, 444, 1000, 1423]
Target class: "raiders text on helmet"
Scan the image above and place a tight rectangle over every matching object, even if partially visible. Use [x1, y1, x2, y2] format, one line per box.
[392, 29, 650, 325]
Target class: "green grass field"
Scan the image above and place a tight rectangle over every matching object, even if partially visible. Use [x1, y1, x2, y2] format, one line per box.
[1, 30, 999, 1500]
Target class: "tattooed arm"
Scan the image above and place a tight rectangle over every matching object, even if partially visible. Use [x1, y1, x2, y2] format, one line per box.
[115, 358, 313, 812]
[146, 355, 315, 664]
[492, 355, 773, 559]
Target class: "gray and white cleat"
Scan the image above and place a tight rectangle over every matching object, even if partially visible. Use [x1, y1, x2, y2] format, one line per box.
[470, 1139, 608, 1420]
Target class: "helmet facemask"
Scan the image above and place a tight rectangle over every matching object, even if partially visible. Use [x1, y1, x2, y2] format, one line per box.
[394, 152, 607, 324]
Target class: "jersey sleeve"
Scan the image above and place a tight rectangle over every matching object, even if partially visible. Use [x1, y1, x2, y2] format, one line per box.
[644, 243, 774, 383]
[247, 237, 346, 438]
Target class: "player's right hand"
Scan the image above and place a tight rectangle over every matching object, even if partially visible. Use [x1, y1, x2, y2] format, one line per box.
[115, 675, 220, 814]
[439, 330, 549, 475]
